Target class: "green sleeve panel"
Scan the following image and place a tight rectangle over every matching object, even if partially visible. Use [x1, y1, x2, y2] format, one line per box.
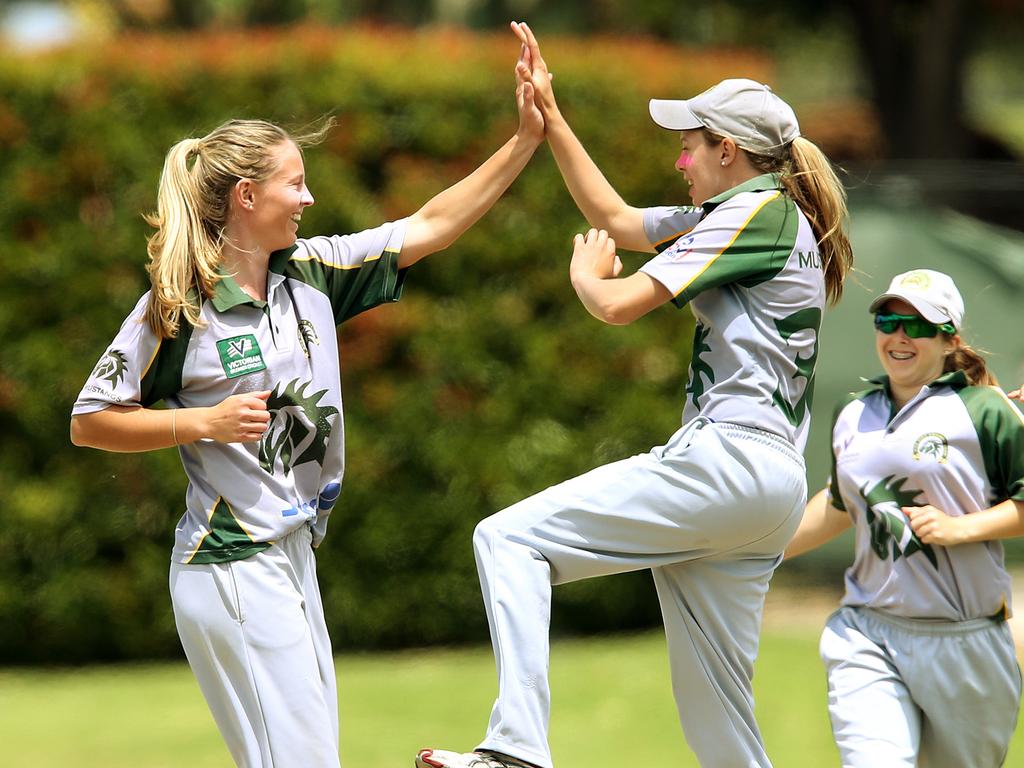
[282, 248, 407, 326]
[673, 193, 800, 308]
[958, 386, 1024, 504]
[140, 315, 196, 407]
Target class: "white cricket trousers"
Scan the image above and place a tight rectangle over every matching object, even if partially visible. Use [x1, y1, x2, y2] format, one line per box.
[169, 525, 340, 768]
[820, 606, 1022, 768]
[474, 418, 807, 768]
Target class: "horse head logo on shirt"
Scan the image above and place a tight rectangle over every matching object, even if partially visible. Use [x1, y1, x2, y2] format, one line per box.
[259, 379, 339, 476]
[859, 474, 938, 569]
[92, 349, 128, 388]
[912, 433, 949, 463]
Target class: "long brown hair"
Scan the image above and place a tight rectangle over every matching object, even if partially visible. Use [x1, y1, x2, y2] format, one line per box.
[143, 118, 333, 338]
[703, 130, 853, 307]
[944, 337, 998, 386]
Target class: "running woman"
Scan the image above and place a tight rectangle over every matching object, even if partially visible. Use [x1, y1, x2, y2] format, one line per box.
[786, 269, 1024, 768]
[70, 47, 544, 768]
[417, 22, 852, 768]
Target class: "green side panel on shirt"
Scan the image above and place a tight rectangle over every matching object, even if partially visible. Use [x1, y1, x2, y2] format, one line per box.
[140, 317, 195, 407]
[188, 498, 271, 565]
[674, 192, 801, 308]
[771, 307, 822, 428]
[279, 248, 405, 325]
[958, 386, 1024, 504]
[828, 387, 878, 512]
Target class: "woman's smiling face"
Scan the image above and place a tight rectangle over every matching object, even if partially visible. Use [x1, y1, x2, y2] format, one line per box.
[250, 140, 315, 252]
[875, 298, 956, 398]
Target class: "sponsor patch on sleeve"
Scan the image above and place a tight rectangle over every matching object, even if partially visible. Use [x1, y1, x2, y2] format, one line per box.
[216, 334, 267, 379]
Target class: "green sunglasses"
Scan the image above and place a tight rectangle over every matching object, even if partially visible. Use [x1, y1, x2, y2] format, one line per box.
[873, 312, 956, 339]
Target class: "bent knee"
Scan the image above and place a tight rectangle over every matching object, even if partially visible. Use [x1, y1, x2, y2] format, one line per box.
[473, 516, 502, 554]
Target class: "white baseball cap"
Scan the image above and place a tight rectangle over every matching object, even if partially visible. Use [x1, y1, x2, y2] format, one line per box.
[648, 78, 800, 155]
[869, 269, 965, 331]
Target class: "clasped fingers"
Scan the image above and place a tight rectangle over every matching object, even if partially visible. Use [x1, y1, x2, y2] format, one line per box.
[571, 228, 621, 280]
[208, 390, 273, 443]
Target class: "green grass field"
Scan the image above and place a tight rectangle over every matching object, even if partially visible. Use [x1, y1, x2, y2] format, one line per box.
[3, 628, 1024, 767]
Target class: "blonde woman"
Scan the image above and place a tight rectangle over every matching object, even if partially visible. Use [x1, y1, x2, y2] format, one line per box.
[70, 48, 544, 767]
[418, 22, 853, 768]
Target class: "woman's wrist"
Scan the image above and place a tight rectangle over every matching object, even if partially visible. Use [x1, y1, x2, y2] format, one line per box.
[174, 406, 209, 445]
[514, 125, 544, 150]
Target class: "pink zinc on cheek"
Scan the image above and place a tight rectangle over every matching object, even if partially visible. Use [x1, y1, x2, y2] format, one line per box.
[675, 150, 694, 171]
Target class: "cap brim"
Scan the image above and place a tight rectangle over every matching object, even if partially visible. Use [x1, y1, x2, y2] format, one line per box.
[649, 99, 704, 131]
[869, 293, 952, 326]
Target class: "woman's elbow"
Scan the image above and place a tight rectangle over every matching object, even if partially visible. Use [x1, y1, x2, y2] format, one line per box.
[601, 303, 642, 326]
[70, 415, 95, 447]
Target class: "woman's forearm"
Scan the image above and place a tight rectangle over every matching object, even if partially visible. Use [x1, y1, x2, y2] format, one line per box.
[545, 111, 650, 252]
[784, 488, 852, 559]
[71, 405, 203, 453]
[400, 130, 542, 267]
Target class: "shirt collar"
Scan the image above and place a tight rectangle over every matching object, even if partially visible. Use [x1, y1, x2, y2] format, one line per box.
[866, 369, 969, 395]
[210, 271, 267, 312]
[702, 173, 782, 212]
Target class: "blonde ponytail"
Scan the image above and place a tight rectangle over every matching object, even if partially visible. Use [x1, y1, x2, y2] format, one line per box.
[143, 117, 334, 339]
[144, 138, 223, 337]
[716, 131, 854, 307]
[783, 137, 852, 307]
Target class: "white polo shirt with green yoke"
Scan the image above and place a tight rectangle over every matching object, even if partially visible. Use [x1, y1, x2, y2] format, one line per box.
[827, 372, 1024, 620]
[640, 173, 824, 451]
[73, 221, 407, 565]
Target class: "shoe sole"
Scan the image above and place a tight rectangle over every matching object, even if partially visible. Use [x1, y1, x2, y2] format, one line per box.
[415, 749, 444, 768]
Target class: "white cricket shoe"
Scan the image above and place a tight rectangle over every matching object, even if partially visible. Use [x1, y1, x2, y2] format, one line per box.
[415, 749, 537, 768]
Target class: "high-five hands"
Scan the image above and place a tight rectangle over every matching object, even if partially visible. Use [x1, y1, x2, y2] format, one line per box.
[514, 32, 544, 141]
[511, 21, 557, 118]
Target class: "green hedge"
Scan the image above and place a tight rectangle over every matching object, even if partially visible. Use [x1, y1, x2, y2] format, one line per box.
[0, 26, 774, 662]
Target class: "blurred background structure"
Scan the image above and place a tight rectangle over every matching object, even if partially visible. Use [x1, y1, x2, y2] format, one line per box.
[1, 0, 1023, 664]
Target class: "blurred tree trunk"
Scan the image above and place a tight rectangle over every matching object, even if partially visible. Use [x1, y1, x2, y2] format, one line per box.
[848, 0, 973, 160]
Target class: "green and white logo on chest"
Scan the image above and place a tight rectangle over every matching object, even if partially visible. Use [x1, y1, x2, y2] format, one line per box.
[216, 334, 267, 379]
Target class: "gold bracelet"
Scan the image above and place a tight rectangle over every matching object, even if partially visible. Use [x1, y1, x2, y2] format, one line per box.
[171, 409, 179, 446]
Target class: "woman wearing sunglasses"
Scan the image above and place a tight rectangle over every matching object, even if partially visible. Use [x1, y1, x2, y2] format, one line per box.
[786, 268, 1024, 768]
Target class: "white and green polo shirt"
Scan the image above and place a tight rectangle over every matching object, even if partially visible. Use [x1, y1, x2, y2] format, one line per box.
[827, 372, 1024, 620]
[73, 221, 407, 564]
[641, 173, 825, 451]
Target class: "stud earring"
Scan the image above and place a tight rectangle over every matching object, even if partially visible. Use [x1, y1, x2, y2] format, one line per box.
[720, 160, 726, 166]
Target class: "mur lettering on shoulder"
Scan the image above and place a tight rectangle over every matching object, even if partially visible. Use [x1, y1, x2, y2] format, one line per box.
[798, 250, 822, 269]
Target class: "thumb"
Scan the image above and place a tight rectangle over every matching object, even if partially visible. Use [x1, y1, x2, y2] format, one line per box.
[253, 390, 272, 401]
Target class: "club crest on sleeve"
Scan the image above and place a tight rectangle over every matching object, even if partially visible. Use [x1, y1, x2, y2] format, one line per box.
[912, 432, 949, 463]
[668, 234, 697, 259]
[92, 349, 128, 387]
[216, 334, 267, 379]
